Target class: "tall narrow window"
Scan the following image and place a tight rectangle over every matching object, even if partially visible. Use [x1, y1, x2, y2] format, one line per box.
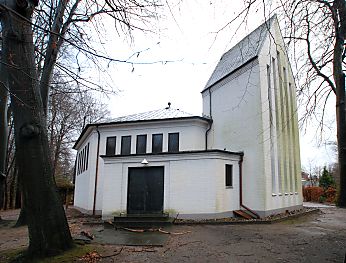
[85, 143, 90, 170]
[152, 134, 163, 153]
[168, 133, 179, 152]
[225, 164, 233, 187]
[82, 147, 86, 172]
[267, 65, 276, 193]
[77, 152, 81, 175]
[121, 136, 131, 155]
[136, 134, 147, 154]
[106, 136, 116, 155]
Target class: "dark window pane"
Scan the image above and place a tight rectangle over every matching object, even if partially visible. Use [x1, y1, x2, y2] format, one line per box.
[77, 152, 80, 175]
[136, 135, 147, 154]
[106, 136, 116, 155]
[82, 147, 86, 172]
[225, 164, 233, 187]
[121, 136, 131, 155]
[168, 133, 179, 152]
[86, 143, 90, 170]
[78, 152, 82, 175]
[152, 134, 163, 153]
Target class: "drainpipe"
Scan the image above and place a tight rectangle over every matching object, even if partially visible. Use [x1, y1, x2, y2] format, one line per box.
[205, 88, 213, 150]
[238, 153, 260, 219]
[92, 126, 101, 216]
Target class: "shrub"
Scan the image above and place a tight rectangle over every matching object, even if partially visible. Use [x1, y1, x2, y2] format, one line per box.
[319, 166, 335, 190]
[303, 186, 324, 202]
[325, 187, 337, 203]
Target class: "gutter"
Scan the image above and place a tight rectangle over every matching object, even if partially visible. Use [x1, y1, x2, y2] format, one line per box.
[205, 88, 213, 150]
[92, 126, 101, 216]
[238, 153, 260, 219]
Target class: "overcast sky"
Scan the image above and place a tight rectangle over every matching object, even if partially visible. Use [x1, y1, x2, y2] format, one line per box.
[89, 1, 336, 169]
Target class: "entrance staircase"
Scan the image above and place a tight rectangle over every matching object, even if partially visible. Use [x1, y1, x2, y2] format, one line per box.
[233, 210, 258, 219]
[112, 214, 174, 228]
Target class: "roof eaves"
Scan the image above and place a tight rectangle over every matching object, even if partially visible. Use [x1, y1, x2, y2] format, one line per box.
[100, 149, 244, 158]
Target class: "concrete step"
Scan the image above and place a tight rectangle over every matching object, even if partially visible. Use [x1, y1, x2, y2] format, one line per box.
[113, 214, 173, 228]
[114, 213, 169, 222]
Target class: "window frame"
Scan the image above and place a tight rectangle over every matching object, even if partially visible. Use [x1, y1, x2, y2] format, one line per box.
[225, 164, 233, 188]
[168, 132, 179, 152]
[106, 136, 116, 156]
[136, 134, 147, 154]
[152, 133, 163, 153]
[121, 136, 131, 155]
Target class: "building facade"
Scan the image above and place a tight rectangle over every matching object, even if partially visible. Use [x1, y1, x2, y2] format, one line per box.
[73, 16, 302, 220]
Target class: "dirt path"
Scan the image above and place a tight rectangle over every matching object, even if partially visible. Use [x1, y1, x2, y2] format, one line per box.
[1, 207, 345, 262]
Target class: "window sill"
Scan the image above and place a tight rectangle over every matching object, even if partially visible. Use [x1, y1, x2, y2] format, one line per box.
[226, 186, 233, 189]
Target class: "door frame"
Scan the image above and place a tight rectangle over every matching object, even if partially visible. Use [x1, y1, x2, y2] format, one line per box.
[126, 166, 164, 215]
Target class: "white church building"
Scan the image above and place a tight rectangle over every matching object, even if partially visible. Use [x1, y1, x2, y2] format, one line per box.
[73, 16, 303, 220]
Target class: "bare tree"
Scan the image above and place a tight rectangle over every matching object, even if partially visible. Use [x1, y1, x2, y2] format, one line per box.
[0, 0, 163, 257]
[0, 55, 8, 216]
[216, 0, 345, 206]
[48, 83, 110, 180]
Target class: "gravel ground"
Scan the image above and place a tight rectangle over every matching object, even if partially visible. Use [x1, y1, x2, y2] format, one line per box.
[1, 206, 345, 263]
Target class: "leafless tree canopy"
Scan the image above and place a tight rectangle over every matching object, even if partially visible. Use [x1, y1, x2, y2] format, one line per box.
[0, 0, 168, 256]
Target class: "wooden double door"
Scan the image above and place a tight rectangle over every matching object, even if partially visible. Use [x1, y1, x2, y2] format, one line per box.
[127, 166, 164, 215]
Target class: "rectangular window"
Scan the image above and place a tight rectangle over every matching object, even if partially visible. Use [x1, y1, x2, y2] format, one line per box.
[136, 134, 147, 154]
[152, 134, 163, 153]
[106, 136, 116, 155]
[86, 143, 90, 170]
[121, 136, 131, 155]
[225, 164, 233, 187]
[168, 133, 179, 152]
[77, 152, 81, 175]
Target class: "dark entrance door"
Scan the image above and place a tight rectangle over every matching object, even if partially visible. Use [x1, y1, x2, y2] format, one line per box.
[127, 166, 164, 214]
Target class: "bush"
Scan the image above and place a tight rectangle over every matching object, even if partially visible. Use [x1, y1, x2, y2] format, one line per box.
[319, 195, 326, 203]
[319, 166, 335, 190]
[325, 187, 337, 203]
[303, 186, 337, 204]
[303, 186, 324, 202]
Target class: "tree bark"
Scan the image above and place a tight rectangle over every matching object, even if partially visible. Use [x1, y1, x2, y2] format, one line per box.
[333, 0, 346, 207]
[336, 74, 346, 207]
[0, 2, 73, 256]
[0, 51, 9, 211]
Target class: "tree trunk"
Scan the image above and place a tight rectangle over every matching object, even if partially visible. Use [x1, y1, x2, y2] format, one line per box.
[1, 3, 73, 257]
[334, 0, 346, 207]
[336, 74, 346, 207]
[15, 202, 27, 227]
[0, 51, 9, 211]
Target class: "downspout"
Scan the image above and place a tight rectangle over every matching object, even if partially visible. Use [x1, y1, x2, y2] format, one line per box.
[92, 126, 101, 216]
[205, 88, 212, 150]
[238, 153, 260, 219]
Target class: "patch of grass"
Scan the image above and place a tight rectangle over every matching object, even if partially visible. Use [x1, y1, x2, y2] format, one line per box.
[0, 244, 96, 263]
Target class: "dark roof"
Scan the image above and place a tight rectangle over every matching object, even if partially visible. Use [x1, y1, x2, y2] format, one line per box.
[203, 15, 276, 91]
[73, 107, 211, 149]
